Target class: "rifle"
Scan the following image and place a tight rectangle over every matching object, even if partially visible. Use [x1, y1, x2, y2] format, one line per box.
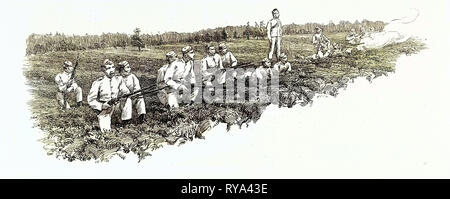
[62, 53, 81, 107]
[230, 62, 256, 69]
[107, 85, 169, 105]
[66, 53, 82, 89]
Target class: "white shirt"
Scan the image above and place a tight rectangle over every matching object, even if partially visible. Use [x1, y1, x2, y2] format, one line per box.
[164, 60, 186, 90]
[157, 64, 169, 85]
[273, 62, 292, 73]
[201, 54, 223, 70]
[201, 54, 223, 77]
[121, 73, 141, 93]
[181, 59, 196, 84]
[55, 71, 75, 92]
[267, 18, 282, 37]
[253, 67, 268, 80]
[87, 75, 130, 111]
[220, 51, 237, 68]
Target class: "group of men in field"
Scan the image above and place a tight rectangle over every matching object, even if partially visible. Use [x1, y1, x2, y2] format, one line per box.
[54, 8, 297, 132]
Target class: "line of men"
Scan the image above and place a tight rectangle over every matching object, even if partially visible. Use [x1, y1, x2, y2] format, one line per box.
[55, 42, 292, 132]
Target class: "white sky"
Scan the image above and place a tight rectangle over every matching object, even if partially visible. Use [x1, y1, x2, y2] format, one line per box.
[4, 0, 446, 35]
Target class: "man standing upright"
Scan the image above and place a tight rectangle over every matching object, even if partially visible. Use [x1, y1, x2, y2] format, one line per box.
[267, 8, 282, 61]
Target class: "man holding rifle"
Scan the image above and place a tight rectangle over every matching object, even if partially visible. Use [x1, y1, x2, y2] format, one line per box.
[164, 51, 190, 109]
[55, 59, 83, 110]
[87, 59, 133, 132]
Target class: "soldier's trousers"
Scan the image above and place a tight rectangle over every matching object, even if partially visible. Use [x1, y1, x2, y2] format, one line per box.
[56, 83, 82, 109]
[121, 97, 146, 118]
[268, 36, 282, 60]
[97, 98, 134, 132]
[166, 85, 200, 108]
[167, 92, 179, 108]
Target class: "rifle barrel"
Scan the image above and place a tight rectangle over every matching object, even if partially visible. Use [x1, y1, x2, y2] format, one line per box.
[131, 85, 170, 98]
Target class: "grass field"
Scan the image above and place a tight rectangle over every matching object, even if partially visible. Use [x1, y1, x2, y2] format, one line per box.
[24, 33, 425, 162]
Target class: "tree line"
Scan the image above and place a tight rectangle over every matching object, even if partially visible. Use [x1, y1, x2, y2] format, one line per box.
[26, 20, 385, 55]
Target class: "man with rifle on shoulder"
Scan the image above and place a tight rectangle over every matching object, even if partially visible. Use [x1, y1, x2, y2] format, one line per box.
[55, 54, 83, 110]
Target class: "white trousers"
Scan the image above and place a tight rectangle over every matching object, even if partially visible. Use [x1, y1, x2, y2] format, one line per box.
[268, 36, 282, 60]
[167, 92, 179, 108]
[97, 98, 133, 132]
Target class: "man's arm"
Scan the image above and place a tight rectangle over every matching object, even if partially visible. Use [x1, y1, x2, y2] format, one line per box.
[164, 63, 182, 90]
[229, 52, 238, 67]
[216, 54, 224, 69]
[201, 58, 211, 76]
[312, 34, 319, 45]
[132, 74, 141, 91]
[266, 20, 272, 40]
[287, 63, 292, 72]
[182, 62, 192, 80]
[55, 74, 68, 92]
[87, 80, 103, 111]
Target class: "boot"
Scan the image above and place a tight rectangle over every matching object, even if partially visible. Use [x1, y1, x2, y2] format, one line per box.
[121, 119, 131, 127]
[137, 114, 146, 124]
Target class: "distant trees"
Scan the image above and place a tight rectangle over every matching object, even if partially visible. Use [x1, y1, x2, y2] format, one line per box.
[26, 20, 386, 55]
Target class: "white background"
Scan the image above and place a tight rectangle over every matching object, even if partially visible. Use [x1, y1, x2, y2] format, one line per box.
[0, 0, 449, 178]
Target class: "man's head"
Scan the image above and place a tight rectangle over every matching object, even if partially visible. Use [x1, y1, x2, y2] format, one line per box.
[166, 51, 177, 63]
[272, 8, 280, 19]
[262, 58, 271, 68]
[205, 44, 216, 56]
[182, 45, 195, 61]
[218, 43, 228, 55]
[117, 61, 131, 77]
[101, 59, 115, 78]
[63, 61, 74, 73]
[315, 27, 322, 34]
[279, 53, 288, 63]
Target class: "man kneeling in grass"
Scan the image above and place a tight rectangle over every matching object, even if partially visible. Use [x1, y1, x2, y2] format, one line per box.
[117, 61, 146, 124]
[87, 59, 133, 132]
[55, 61, 83, 109]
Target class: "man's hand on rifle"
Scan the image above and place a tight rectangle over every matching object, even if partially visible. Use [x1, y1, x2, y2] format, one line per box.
[106, 98, 119, 107]
[178, 84, 189, 92]
[102, 102, 112, 110]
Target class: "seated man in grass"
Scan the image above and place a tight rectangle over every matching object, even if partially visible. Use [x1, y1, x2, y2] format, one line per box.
[156, 52, 173, 106]
[312, 27, 331, 59]
[254, 58, 273, 81]
[164, 51, 189, 108]
[55, 61, 83, 110]
[273, 53, 292, 74]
